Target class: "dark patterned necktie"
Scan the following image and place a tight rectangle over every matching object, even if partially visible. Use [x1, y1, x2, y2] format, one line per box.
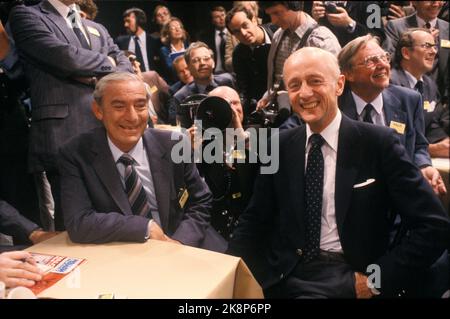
[118, 154, 151, 217]
[68, 10, 90, 49]
[303, 134, 325, 263]
[363, 103, 374, 124]
[133, 36, 145, 72]
[414, 80, 424, 96]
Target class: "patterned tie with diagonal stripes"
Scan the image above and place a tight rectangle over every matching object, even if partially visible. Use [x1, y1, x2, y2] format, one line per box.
[118, 154, 151, 217]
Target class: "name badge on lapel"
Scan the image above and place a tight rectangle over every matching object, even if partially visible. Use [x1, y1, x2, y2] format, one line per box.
[178, 188, 189, 209]
[87, 26, 100, 37]
[441, 39, 450, 49]
[424, 100, 436, 113]
[389, 121, 406, 134]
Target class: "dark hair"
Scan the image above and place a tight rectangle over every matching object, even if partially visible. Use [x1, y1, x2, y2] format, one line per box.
[259, 1, 303, 12]
[211, 6, 226, 14]
[123, 7, 147, 29]
[225, 4, 255, 32]
[394, 27, 432, 66]
[77, 0, 98, 20]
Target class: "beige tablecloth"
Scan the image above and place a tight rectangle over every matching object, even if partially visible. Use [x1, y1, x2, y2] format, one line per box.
[26, 232, 263, 299]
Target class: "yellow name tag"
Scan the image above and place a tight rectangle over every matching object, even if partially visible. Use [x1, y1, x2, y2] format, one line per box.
[179, 189, 188, 209]
[232, 150, 246, 160]
[423, 100, 431, 111]
[150, 85, 158, 94]
[232, 192, 242, 199]
[87, 26, 100, 37]
[389, 121, 406, 134]
[441, 39, 450, 49]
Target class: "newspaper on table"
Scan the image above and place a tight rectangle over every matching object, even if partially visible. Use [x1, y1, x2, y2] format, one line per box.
[29, 252, 86, 295]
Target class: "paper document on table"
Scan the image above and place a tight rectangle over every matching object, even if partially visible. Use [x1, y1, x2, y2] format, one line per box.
[29, 252, 86, 295]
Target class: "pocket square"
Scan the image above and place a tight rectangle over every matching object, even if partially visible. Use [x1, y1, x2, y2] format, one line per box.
[353, 178, 376, 189]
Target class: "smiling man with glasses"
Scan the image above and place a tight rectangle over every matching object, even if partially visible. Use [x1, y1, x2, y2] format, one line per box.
[391, 28, 449, 160]
[338, 34, 446, 197]
[167, 42, 235, 127]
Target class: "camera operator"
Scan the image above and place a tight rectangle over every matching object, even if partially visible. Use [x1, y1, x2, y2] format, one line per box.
[167, 41, 235, 127]
[187, 86, 259, 240]
[311, 1, 386, 47]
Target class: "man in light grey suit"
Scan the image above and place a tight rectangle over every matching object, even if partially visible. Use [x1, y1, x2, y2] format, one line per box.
[58, 72, 226, 251]
[9, 0, 133, 230]
[384, 1, 449, 101]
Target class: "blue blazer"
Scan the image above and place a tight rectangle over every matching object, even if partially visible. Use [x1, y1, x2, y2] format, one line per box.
[339, 85, 431, 168]
[58, 127, 226, 251]
[228, 115, 449, 297]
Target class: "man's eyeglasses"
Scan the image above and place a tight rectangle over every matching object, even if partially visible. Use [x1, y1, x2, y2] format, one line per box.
[413, 42, 438, 51]
[354, 52, 391, 68]
[191, 56, 212, 64]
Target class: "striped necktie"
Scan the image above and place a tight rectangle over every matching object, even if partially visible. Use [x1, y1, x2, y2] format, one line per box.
[118, 154, 151, 217]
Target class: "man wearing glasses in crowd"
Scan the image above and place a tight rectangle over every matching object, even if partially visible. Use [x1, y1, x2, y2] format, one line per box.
[338, 35, 446, 196]
[167, 41, 234, 127]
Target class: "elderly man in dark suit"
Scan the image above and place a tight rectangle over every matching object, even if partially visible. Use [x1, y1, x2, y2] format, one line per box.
[338, 34, 446, 196]
[384, 1, 449, 102]
[228, 47, 449, 298]
[9, 0, 133, 231]
[58, 72, 225, 251]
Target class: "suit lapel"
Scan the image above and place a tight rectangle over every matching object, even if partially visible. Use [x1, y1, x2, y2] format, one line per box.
[382, 86, 406, 126]
[339, 87, 359, 120]
[91, 128, 132, 215]
[335, 115, 361, 234]
[394, 69, 411, 88]
[143, 130, 172, 231]
[82, 21, 98, 50]
[40, 0, 81, 47]
[286, 127, 306, 235]
[407, 14, 418, 28]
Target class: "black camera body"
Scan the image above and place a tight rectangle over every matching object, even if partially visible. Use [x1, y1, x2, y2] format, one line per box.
[323, 1, 345, 14]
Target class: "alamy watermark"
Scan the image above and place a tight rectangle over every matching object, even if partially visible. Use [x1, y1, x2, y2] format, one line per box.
[170, 120, 280, 175]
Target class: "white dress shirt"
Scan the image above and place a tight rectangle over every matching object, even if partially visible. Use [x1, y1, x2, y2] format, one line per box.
[128, 31, 150, 71]
[351, 91, 386, 126]
[305, 110, 342, 252]
[416, 15, 438, 29]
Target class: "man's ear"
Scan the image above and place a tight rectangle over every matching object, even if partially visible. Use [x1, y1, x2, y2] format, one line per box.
[401, 46, 410, 61]
[92, 101, 103, 121]
[336, 74, 346, 96]
[343, 69, 354, 83]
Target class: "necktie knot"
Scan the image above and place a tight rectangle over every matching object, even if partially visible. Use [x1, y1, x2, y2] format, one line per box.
[363, 103, 374, 124]
[309, 134, 324, 148]
[414, 80, 424, 95]
[118, 154, 135, 166]
[425, 22, 431, 29]
[219, 30, 225, 38]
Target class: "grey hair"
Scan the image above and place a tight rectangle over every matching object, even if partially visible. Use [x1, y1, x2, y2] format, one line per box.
[93, 72, 150, 105]
[184, 41, 214, 65]
[337, 34, 381, 72]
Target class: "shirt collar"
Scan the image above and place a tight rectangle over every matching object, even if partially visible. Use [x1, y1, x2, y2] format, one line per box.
[306, 109, 341, 153]
[294, 13, 317, 39]
[416, 15, 438, 29]
[48, 0, 76, 19]
[136, 31, 146, 42]
[404, 69, 423, 88]
[108, 136, 145, 166]
[351, 91, 383, 117]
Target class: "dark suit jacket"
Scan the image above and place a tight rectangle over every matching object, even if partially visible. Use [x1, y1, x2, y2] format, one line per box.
[0, 200, 39, 247]
[115, 33, 161, 73]
[58, 127, 219, 249]
[339, 85, 431, 168]
[390, 67, 448, 143]
[9, 1, 133, 173]
[384, 13, 449, 101]
[228, 115, 449, 297]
